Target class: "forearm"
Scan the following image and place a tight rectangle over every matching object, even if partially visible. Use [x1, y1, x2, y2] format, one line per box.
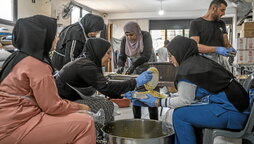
[117, 55, 126, 67]
[94, 79, 137, 98]
[159, 97, 192, 108]
[34, 76, 80, 115]
[159, 81, 197, 108]
[198, 44, 216, 53]
[118, 39, 127, 67]
[224, 42, 232, 48]
[132, 56, 149, 67]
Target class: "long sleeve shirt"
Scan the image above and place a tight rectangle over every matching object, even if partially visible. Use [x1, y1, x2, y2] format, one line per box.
[117, 31, 153, 68]
[55, 58, 137, 100]
[160, 80, 249, 129]
[52, 40, 84, 71]
[0, 56, 80, 141]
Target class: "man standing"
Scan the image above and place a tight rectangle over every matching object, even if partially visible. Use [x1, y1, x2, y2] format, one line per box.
[156, 40, 169, 62]
[189, 0, 236, 70]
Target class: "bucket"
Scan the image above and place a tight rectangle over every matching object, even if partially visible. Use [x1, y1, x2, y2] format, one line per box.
[102, 119, 174, 144]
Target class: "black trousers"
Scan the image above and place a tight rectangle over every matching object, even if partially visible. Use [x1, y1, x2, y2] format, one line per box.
[132, 105, 158, 120]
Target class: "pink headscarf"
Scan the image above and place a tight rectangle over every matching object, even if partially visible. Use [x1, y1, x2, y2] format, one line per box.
[123, 21, 144, 57]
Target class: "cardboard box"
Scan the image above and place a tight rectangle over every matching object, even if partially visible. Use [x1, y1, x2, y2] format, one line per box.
[240, 30, 254, 38]
[242, 22, 254, 31]
[246, 38, 254, 49]
[247, 51, 253, 63]
[237, 50, 254, 64]
[237, 38, 247, 50]
[237, 50, 244, 64]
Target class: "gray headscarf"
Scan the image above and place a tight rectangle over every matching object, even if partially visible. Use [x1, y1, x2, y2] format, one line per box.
[123, 21, 144, 57]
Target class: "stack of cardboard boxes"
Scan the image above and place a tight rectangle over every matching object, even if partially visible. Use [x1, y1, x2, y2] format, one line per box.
[237, 22, 254, 64]
[240, 22, 254, 38]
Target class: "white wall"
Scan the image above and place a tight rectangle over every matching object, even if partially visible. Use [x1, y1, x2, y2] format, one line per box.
[0, 0, 52, 31]
[51, 0, 104, 28]
[107, 7, 236, 20]
[110, 19, 149, 39]
[18, 0, 51, 18]
[51, 0, 71, 27]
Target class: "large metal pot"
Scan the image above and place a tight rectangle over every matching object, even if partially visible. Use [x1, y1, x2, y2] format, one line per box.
[102, 119, 173, 144]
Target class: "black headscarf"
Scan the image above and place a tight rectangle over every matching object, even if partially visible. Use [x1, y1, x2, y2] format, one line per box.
[82, 38, 111, 68]
[80, 14, 105, 35]
[0, 15, 57, 82]
[167, 36, 249, 112]
[57, 14, 104, 47]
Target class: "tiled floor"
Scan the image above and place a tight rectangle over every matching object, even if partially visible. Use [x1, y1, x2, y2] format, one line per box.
[114, 105, 133, 120]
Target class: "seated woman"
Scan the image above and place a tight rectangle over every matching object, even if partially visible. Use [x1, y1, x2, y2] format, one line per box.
[55, 38, 152, 137]
[132, 36, 250, 144]
[0, 15, 96, 144]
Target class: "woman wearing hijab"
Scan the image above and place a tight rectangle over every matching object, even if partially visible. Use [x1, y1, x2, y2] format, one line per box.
[0, 15, 96, 144]
[55, 38, 153, 139]
[51, 13, 105, 71]
[136, 36, 250, 144]
[117, 21, 158, 120]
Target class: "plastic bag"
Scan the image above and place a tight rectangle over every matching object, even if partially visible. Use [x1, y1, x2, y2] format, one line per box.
[79, 108, 105, 126]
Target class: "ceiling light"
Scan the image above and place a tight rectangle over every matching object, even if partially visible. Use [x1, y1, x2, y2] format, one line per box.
[158, 10, 164, 15]
[158, 0, 164, 15]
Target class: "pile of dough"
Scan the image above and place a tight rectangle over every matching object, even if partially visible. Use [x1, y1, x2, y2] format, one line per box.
[134, 90, 166, 99]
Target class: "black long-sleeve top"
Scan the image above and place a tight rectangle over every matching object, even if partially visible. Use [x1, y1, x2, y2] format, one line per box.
[55, 57, 137, 101]
[117, 31, 153, 67]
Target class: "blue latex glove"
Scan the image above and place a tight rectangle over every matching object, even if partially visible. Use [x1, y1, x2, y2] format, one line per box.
[139, 94, 158, 107]
[135, 71, 153, 87]
[124, 91, 134, 100]
[215, 47, 230, 56]
[229, 47, 237, 56]
[132, 99, 147, 107]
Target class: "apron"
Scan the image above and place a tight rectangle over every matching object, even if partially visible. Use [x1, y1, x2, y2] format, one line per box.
[129, 50, 157, 74]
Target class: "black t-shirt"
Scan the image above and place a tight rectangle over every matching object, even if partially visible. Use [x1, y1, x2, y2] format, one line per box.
[189, 17, 227, 62]
[189, 17, 227, 46]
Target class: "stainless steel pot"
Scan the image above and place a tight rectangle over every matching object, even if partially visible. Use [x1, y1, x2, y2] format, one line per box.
[102, 119, 173, 144]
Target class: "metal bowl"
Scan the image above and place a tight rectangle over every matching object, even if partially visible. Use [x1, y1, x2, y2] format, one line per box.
[102, 119, 174, 144]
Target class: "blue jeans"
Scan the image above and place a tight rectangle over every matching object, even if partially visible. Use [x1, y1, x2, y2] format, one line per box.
[172, 104, 247, 144]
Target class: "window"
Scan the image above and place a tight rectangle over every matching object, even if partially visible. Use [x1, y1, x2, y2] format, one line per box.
[167, 29, 184, 41]
[71, 4, 91, 24]
[0, 0, 17, 25]
[82, 9, 89, 17]
[150, 29, 189, 50]
[150, 30, 165, 51]
[71, 6, 81, 24]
